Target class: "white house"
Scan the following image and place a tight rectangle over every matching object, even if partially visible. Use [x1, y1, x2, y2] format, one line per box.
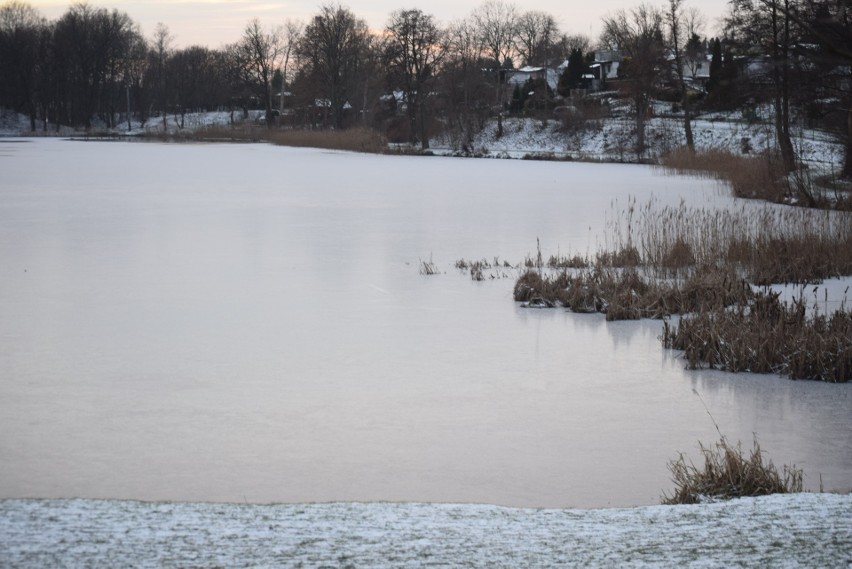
[508, 66, 559, 91]
[588, 49, 621, 90]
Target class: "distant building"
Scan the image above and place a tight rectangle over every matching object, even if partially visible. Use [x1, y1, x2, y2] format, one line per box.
[508, 66, 559, 92]
[588, 50, 622, 91]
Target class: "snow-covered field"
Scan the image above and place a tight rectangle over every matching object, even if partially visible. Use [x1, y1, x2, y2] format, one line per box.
[1, 493, 849, 567]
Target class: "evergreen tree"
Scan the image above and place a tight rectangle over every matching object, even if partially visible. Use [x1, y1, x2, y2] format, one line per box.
[557, 48, 586, 97]
[720, 48, 738, 109]
[707, 38, 722, 100]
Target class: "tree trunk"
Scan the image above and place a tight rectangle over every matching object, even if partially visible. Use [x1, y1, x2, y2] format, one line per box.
[683, 112, 694, 151]
[682, 90, 694, 151]
[773, 91, 796, 172]
[408, 99, 418, 146]
[770, 0, 796, 173]
[419, 100, 429, 150]
[635, 95, 647, 161]
[844, 106, 852, 179]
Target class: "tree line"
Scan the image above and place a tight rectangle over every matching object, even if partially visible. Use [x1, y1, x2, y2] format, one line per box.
[1, 0, 849, 176]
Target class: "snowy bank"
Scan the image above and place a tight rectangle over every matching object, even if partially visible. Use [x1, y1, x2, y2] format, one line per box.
[435, 115, 844, 169]
[1, 494, 849, 567]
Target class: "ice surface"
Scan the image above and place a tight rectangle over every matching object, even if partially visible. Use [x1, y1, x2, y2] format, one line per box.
[0, 139, 850, 510]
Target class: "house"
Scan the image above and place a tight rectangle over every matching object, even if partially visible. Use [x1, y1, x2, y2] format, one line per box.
[588, 49, 622, 91]
[508, 66, 559, 91]
[667, 53, 712, 92]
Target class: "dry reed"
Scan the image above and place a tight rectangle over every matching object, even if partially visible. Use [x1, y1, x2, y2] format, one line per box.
[662, 436, 804, 504]
[662, 292, 852, 382]
[660, 146, 852, 210]
[608, 198, 852, 284]
[513, 198, 852, 381]
[162, 125, 389, 154]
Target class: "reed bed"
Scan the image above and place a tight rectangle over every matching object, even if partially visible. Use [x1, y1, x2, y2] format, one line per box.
[513, 265, 753, 321]
[662, 436, 804, 505]
[514, 198, 852, 381]
[660, 147, 852, 210]
[455, 258, 513, 281]
[160, 125, 389, 154]
[607, 198, 852, 284]
[660, 147, 787, 203]
[662, 293, 852, 382]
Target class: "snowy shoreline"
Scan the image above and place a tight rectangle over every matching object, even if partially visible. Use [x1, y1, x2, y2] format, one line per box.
[2, 493, 850, 567]
[3, 108, 844, 171]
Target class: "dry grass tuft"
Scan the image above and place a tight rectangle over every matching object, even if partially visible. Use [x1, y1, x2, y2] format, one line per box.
[456, 258, 513, 281]
[513, 270, 571, 306]
[419, 255, 439, 276]
[662, 436, 804, 505]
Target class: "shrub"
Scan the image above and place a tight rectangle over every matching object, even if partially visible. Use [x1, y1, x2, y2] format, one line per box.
[662, 436, 804, 505]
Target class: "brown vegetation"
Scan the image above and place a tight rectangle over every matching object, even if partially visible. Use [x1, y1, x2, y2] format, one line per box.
[662, 293, 852, 382]
[513, 198, 852, 381]
[660, 147, 852, 211]
[662, 436, 804, 505]
[153, 125, 390, 154]
[610, 198, 852, 283]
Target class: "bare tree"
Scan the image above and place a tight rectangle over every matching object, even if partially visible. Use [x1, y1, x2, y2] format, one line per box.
[166, 46, 218, 128]
[278, 19, 302, 116]
[384, 8, 445, 149]
[473, 0, 518, 137]
[554, 34, 592, 61]
[298, 4, 371, 129]
[601, 4, 666, 160]
[0, 1, 47, 131]
[441, 17, 488, 151]
[148, 23, 172, 130]
[515, 10, 558, 67]
[121, 27, 147, 131]
[52, 4, 140, 128]
[666, 0, 697, 151]
[681, 11, 707, 83]
[758, 0, 852, 178]
[727, 0, 799, 173]
[234, 19, 283, 126]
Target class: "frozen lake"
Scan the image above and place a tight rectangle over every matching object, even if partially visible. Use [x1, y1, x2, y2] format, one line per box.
[1, 139, 849, 508]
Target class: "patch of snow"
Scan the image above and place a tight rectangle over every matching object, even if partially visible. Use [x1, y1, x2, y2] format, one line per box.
[0, 494, 849, 567]
[756, 276, 852, 316]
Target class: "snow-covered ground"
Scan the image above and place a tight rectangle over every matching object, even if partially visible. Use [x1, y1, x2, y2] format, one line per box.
[1, 493, 849, 567]
[444, 113, 844, 170]
[3, 105, 843, 171]
[0, 108, 265, 137]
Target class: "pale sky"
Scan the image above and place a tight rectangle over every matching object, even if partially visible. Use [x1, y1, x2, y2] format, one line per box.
[28, 0, 729, 48]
